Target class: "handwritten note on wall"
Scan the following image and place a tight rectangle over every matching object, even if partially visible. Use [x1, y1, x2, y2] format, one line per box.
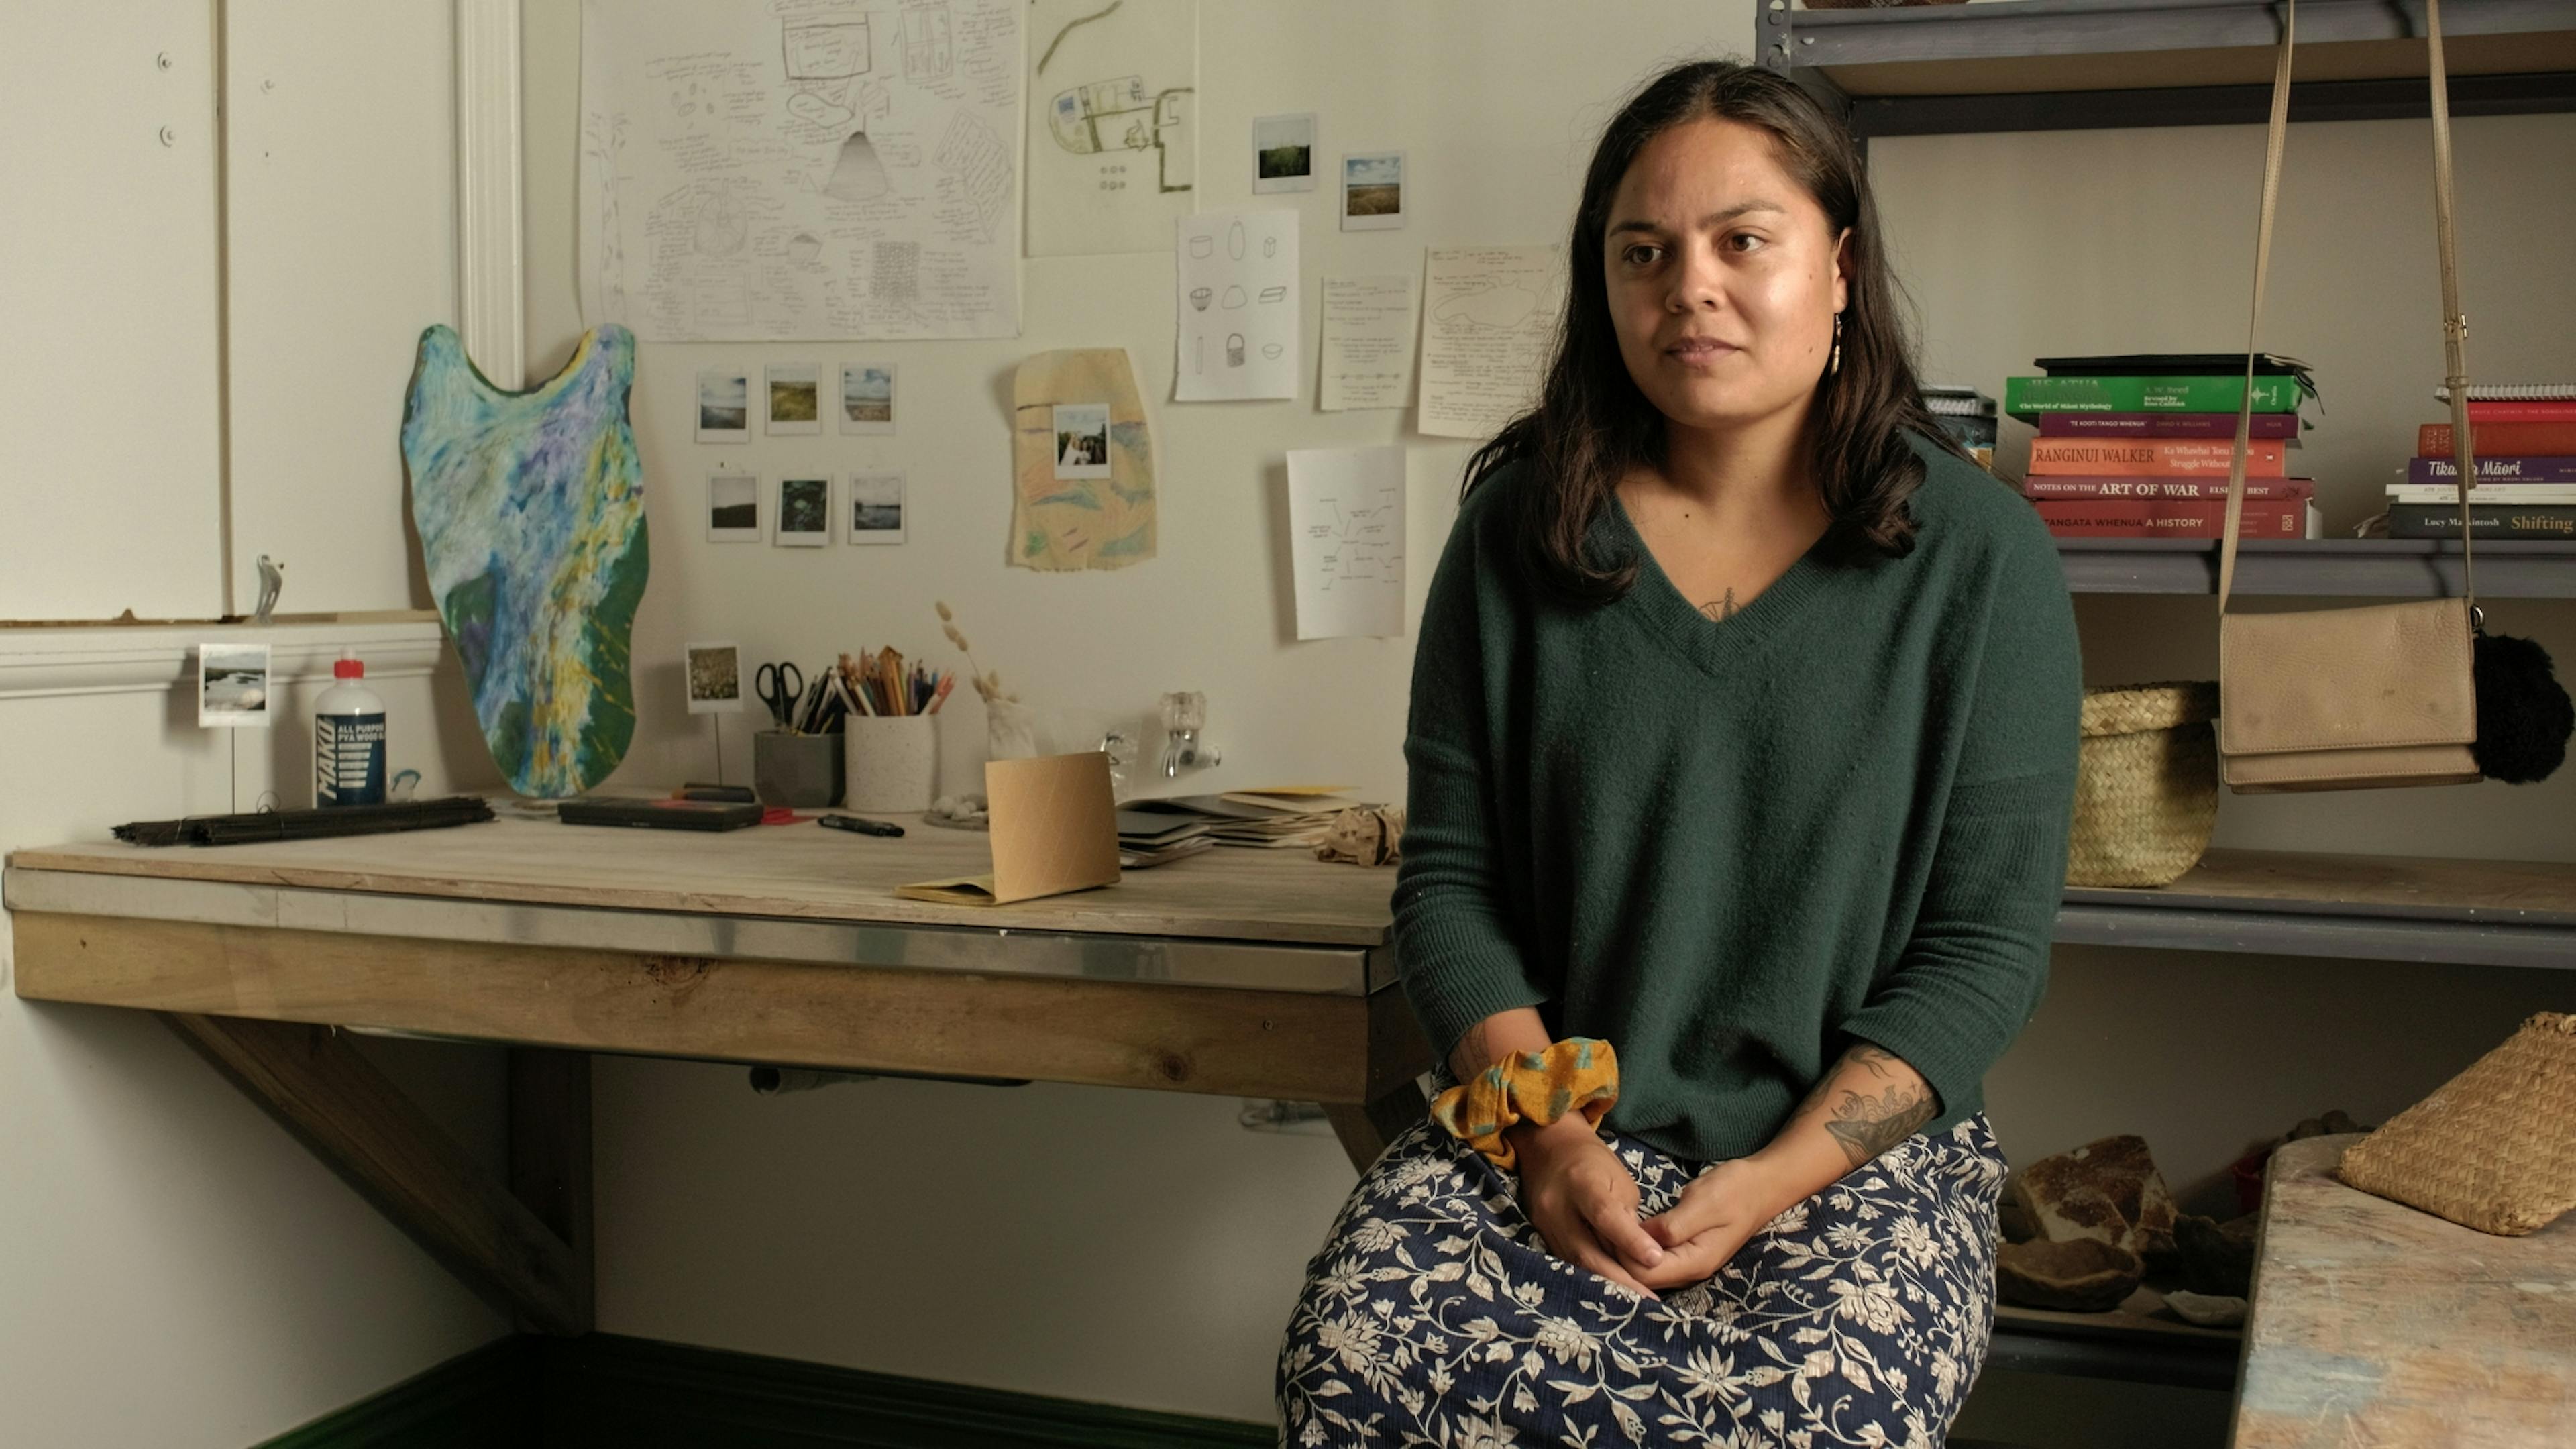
[1287, 446, 1405, 640]
[1318, 274, 1418, 412]
[1418, 246, 1562, 439]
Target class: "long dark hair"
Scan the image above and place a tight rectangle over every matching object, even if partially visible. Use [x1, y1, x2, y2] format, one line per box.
[1465, 60, 1967, 605]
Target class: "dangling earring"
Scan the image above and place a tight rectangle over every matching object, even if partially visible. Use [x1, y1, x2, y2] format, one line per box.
[1829, 312, 1844, 378]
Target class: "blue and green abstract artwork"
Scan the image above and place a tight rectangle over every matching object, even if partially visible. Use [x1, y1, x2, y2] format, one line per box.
[402, 325, 648, 798]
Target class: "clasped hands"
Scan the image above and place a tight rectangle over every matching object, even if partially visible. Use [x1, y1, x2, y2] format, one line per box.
[1511, 1112, 1788, 1301]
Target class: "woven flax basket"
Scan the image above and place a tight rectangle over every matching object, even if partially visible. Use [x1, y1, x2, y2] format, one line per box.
[2066, 681, 2220, 888]
[2339, 1012, 2576, 1236]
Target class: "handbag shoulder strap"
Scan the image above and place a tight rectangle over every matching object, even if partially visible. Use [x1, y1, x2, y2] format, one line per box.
[2218, 0, 2479, 614]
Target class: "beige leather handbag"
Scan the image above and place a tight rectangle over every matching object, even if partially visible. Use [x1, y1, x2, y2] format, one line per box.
[2216, 0, 2482, 794]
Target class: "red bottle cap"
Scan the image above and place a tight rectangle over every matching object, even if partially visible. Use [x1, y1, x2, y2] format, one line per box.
[334, 655, 364, 680]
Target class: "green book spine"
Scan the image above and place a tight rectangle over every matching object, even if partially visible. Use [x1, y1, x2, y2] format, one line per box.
[2004, 375, 2305, 416]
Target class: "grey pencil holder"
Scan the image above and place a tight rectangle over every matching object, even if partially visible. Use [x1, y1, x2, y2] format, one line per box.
[753, 730, 845, 808]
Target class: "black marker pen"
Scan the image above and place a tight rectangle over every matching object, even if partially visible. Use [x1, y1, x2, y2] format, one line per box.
[818, 814, 905, 838]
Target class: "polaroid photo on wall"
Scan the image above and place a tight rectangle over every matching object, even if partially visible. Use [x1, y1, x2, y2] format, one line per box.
[839, 364, 896, 435]
[847, 472, 906, 545]
[1053, 403, 1112, 479]
[775, 474, 832, 547]
[197, 643, 274, 728]
[1253, 113, 1316, 194]
[684, 641, 746, 716]
[1340, 151, 1405, 231]
[766, 364, 822, 436]
[706, 470, 761, 542]
[696, 368, 751, 443]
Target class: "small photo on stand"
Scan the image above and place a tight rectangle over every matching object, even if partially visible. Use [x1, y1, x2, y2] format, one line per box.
[776, 474, 833, 546]
[707, 470, 761, 542]
[848, 471, 906, 545]
[198, 643, 274, 728]
[684, 641, 746, 715]
[1340, 151, 1405, 231]
[1253, 113, 1316, 193]
[1053, 402, 1111, 479]
[839, 364, 896, 435]
[766, 364, 821, 435]
[696, 368, 751, 443]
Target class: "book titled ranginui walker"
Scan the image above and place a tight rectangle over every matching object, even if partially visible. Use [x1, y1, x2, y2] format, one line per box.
[2036, 498, 2318, 539]
[2025, 475, 2315, 500]
[2037, 411, 2305, 440]
[2027, 437, 2291, 476]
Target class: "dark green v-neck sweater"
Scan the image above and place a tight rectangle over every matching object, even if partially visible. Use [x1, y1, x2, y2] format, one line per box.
[1394, 429, 2082, 1163]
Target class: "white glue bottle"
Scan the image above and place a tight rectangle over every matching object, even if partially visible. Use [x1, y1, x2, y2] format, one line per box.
[315, 649, 388, 808]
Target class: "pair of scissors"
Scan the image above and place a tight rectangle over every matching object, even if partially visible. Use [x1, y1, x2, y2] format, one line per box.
[755, 661, 804, 729]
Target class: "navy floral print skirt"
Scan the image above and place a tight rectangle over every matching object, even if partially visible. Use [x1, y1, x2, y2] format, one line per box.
[1278, 1113, 2008, 1448]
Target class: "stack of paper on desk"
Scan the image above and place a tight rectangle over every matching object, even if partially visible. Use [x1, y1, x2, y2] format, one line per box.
[1114, 808, 1216, 869]
[1121, 787, 1373, 849]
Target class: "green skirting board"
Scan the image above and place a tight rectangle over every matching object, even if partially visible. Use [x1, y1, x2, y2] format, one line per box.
[254, 1333, 1273, 1449]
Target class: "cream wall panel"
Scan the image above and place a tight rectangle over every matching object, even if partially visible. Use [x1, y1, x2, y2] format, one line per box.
[224, 0, 458, 617]
[0, 0, 225, 622]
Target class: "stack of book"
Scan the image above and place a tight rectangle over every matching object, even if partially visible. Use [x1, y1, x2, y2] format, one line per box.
[2004, 353, 2320, 540]
[2390, 384, 2576, 541]
[1923, 384, 1999, 471]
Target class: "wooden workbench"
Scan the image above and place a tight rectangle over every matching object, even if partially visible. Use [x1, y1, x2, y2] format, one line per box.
[2235, 1134, 2576, 1446]
[4, 812, 1432, 1338]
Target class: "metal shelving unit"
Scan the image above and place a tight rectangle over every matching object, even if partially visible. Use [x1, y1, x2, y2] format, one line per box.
[1763, 0, 2576, 138]
[2055, 537, 2576, 596]
[1755, 0, 2576, 1395]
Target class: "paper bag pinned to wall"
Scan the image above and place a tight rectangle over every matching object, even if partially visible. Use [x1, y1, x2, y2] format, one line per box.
[894, 752, 1122, 906]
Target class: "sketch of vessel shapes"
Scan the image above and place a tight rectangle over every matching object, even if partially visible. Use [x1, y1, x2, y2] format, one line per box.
[1220, 285, 1246, 310]
[1262, 235, 1276, 258]
[1227, 219, 1244, 259]
[1187, 234, 1214, 258]
[1189, 287, 1212, 311]
[1258, 285, 1286, 303]
[782, 17, 869, 80]
[1260, 343, 1283, 360]
[900, 5, 954, 78]
[1226, 334, 1245, 367]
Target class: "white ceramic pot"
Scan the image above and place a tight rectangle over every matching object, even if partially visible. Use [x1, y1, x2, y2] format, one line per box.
[842, 714, 937, 813]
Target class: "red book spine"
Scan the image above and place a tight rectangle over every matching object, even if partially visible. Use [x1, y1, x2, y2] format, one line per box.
[2022, 475, 2315, 501]
[2420, 422, 2576, 456]
[2028, 437, 2288, 476]
[2465, 401, 2576, 422]
[2036, 500, 2308, 538]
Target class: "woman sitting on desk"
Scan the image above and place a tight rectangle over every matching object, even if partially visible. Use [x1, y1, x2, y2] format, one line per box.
[1277, 60, 2079, 1446]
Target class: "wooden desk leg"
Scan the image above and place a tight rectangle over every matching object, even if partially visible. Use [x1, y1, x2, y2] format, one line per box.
[163, 1013, 592, 1336]
[508, 1049, 595, 1336]
[1324, 1079, 1428, 1175]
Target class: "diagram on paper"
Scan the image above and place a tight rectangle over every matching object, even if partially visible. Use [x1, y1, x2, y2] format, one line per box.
[578, 0, 1022, 342]
[1026, 0, 1198, 256]
[1287, 447, 1406, 640]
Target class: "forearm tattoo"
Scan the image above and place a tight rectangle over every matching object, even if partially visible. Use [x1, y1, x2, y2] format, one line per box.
[1795, 1044, 1938, 1169]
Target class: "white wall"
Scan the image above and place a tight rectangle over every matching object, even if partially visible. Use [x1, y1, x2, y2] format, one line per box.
[0, 625, 512, 1446]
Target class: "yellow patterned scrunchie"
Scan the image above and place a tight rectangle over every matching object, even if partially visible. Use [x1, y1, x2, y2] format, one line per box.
[1428, 1037, 1620, 1171]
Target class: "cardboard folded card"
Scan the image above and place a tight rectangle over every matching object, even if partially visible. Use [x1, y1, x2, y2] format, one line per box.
[894, 752, 1122, 906]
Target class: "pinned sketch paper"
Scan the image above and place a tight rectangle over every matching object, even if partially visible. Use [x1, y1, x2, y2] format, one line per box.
[1026, 0, 1197, 256]
[1320, 275, 1419, 411]
[1287, 447, 1405, 639]
[894, 752, 1121, 906]
[1010, 349, 1156, 570]
[578, 0, 1021, 341]
[1175, 209, 1298, 402]
[1419, 246, 1563, 439]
